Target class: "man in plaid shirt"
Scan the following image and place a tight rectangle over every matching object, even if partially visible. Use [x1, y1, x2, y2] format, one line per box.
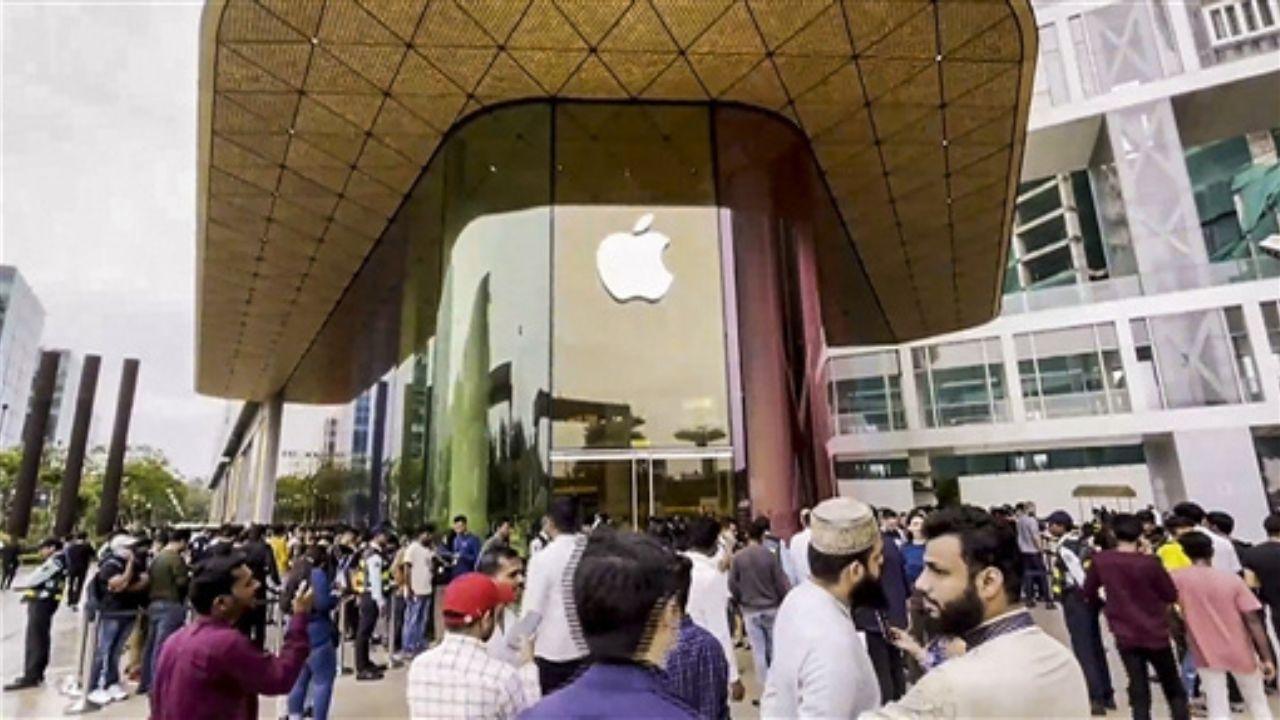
[406, 573, 540, 719]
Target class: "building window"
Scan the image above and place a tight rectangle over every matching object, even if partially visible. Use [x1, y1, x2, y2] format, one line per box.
[1263, 300, 1280, 356]
[1036, 23, 1070, 107]
[1016, 323, 1130, 419]
[1132, 306, 1264, 408]
[1203, 0, 1280, 47]
[1225, 307, 1266, 401]
[829, 351, 906, 434]
[912, 339, 1008, 428]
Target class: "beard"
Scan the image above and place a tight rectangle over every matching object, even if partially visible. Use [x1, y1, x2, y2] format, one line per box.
[922, 582, 985, 637]
[849, 573, 887, 610]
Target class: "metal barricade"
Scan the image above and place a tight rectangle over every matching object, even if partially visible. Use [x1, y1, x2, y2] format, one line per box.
[62, 608, 100, 715]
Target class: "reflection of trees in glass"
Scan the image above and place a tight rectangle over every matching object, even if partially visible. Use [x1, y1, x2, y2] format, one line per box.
[449, 275, 491, 530]
[274, 462, 367, 525]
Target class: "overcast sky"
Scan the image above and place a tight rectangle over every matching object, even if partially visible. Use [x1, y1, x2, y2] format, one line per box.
[3, 1, 239, 480]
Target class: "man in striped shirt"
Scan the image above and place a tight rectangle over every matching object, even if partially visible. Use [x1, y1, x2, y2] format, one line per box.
[664, 554, 730, 718]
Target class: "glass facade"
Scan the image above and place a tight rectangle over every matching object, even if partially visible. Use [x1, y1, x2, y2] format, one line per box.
[1016, 323, 1130, 419]
[291, 101, 877, 532]
[829, 351, 905, 434]
[913, 339, 1008, 428]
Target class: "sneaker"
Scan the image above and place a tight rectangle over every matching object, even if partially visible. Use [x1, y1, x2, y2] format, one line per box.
[86, 688, 113, 705]
[355, 670, 383, 682]
[1089, 702, 1106, 717]
[107, 683, 129, 702]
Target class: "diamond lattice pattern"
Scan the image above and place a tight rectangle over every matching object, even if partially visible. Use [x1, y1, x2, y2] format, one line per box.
[201, 0, 1036, 399]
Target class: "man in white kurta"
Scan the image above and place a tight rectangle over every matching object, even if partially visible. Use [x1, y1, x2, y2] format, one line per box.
[762, 579, 880, 718]
[861, 611, 1088, 718]
[862, 505, 1089, 719]
[762, 498, 882, 719]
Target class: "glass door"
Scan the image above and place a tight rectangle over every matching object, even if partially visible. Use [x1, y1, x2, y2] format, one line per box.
[550, 449, 735, 529]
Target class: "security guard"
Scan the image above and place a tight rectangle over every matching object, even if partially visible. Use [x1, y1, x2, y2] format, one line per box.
[5, 538, 68, 690]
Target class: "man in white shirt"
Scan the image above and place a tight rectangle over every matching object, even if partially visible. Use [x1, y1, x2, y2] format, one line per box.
[478, 545, 526, 666]
[787, 508, 812, 586]
[521, 498, 587, 694]
[402, 526, 436, 656]
[406, 573, 539, 720]
[683, 516, 744, 703]
[1174, 501, 1242, 574]
[763, 498, 884, 718]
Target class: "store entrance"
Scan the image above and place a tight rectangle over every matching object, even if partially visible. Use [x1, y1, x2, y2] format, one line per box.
[549, 450, 734, 530]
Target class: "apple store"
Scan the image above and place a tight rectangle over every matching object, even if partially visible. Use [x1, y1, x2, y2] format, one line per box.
[196, 1, 1035, 533]
[283, 101, 914, 533]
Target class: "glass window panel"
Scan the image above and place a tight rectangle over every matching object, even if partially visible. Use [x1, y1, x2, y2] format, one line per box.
[427, 104, 553, 531]
[550, 104, 728, 451]
[1096, 322, 1120, 349]
[1260, 0, 1276, 27]
[1263, 301, 1280, 354]
[1019, 214, 1069, 256]
[1146, 310, 1242, 407]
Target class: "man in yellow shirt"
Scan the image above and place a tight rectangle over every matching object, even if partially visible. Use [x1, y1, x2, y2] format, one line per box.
[1157, 515, 1194, 571]
[267, 526, 290, 575]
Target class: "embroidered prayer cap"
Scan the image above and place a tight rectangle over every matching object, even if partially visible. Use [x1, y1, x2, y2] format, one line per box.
[810, 497, 878, 555]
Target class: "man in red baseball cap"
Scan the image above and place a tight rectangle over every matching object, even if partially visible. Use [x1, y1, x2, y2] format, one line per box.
[405, 573, 539, 720]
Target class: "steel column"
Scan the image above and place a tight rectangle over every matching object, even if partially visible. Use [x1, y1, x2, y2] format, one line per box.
[369, 380, 388, 528]
[54, 355, 101, 537]
[95, 359, 139, 536]
[6, 350, 61, 538]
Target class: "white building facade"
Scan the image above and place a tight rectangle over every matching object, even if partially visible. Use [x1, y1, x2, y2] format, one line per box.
[0, 266, 45, 449]
[829, 0, 1280, 538]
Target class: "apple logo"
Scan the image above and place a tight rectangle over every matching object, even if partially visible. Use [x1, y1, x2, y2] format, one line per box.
[596, 213, 674, 303]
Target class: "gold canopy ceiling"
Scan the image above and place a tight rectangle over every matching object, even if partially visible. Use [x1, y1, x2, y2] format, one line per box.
[197, 0, 1036, 401]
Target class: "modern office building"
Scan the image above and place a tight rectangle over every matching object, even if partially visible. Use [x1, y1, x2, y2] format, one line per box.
[0, 266, 46, 449]
[197, 0, 1039, 532]
[38, 348, 81, 447]
[829, 0, 1280, 537]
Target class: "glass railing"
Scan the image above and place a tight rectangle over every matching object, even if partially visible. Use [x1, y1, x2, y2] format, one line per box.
[1002, 256, 1280, 315]
[1024, 390, 1132, 420]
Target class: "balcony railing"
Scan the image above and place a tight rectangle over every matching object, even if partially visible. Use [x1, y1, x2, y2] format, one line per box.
[1002, 256, 1280, 315]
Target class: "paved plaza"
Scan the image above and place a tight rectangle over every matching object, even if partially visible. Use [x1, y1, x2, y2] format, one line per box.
[3, 570, 1280, 719]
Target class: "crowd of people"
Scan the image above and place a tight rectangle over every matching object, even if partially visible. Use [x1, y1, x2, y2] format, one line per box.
[3, 496, 1280, 719]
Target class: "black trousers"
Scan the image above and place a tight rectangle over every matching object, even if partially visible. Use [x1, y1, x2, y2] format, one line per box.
[1020, 553, 1052, 604]
[1118, 645, 1188, 720]
[863, 631, 907, 702]
[23, 599, 58, 682]
[1062, 592, 1113, 704]
[535, 656, 586, 696]
[1, 560, 17, 589]
[355, 594, 379, 672]
[65, 570, 88, 607]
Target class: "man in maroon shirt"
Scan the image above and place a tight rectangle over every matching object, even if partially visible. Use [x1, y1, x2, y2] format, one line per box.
[1083, 513, 1188, 720]
[150, 552, 314, 720]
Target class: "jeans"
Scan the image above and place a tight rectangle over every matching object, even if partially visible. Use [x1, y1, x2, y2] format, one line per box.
[1200, 668, 1271, 720]
[742, 608, 777, 687]
[139, 601, 186, 692]
[92, 614, 137, 690]
[1118, 644, 1189, 720]
[1062, 592, 1113, 704]
[402, 595, 430, 655]
[287, 641, 337, 720]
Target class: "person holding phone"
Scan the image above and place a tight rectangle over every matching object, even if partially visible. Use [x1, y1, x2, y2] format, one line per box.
[150, 551, 314, 720]
[286, 545, 339, 720]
